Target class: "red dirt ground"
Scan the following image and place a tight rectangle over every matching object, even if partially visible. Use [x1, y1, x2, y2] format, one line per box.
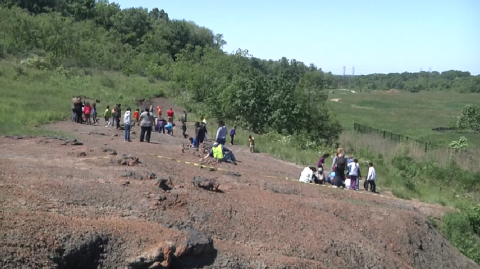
[0, 99, 478, 269]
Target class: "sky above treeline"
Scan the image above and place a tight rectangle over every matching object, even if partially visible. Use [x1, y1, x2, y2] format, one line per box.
[117, 0, 480, 75]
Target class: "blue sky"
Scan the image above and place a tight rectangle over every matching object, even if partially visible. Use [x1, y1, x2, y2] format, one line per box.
[117, 0, 480, 75]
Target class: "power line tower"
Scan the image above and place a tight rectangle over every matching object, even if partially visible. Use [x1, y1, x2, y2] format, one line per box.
[352, 66, 355, 88]
[343, 66, 346, 87]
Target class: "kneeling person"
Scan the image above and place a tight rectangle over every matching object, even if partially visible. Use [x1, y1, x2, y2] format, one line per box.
[204, 142, 237, 165]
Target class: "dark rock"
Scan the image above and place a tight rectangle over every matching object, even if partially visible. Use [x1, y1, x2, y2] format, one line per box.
[157, 195, 167, 201]
[175, 228, 214, 257]
[156, 178, 172, 191]
[122, 171, 143, 180]
[227, 172, 241, 177]
[192, 176, 220, 192]
[76, 152, 87, 157]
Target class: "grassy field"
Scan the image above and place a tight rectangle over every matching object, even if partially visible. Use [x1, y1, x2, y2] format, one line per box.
[328, 89, 480, 148]
[0, 59, 168, 136]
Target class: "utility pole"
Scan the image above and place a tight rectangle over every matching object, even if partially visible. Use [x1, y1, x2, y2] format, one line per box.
[343, 66, 346, 87]
[352, 66, 355, 89]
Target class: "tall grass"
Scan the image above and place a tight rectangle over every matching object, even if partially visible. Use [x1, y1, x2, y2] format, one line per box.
[0, 59, 168, 135]
[339, 131, 480, 172]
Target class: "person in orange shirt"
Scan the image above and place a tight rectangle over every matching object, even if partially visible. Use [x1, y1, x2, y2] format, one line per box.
[134, 108, 140, 126]
[157, 106, 162, 117]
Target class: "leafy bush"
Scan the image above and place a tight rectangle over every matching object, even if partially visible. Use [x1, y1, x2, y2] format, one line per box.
[442, 209, 480, 264]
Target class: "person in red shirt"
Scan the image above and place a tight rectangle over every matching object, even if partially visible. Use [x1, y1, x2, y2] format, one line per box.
[134, 109, 140, 126]
[167, 108, 174, 123]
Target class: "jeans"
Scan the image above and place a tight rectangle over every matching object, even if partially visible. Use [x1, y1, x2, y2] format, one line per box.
[217, 137, 226, 145]
[124, 124, 131, 141]
[140, 126, 152, 142]
[356, 176, 360, 190]
[230, 135, 235, 145]
[222, 152, 236, 163]
[75, 109, 82, 123]
[116, 117, 120, 129]
[334, 170, 345, 187]
[368, 180, 376, 192]
[158, 125, 165, 134]
[72, 109, 76, 121]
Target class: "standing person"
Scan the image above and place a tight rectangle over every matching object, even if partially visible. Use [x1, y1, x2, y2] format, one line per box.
[71, 96, 77, 121]
[182, 110, 187, 122]
[216, 121, 227, 145]
[139, 108, 154, 143]
[123, 108, 132, 142]
[157, 106, 162, 118]
[84, 102, 92, 125]
[366, 162, 377, 192]
[104, 105, 112, 127]
[197, 122, 207, 148]
[134, 109, 140, 126]
[157, 116, 165, 134]
[116, 104, 122, 129]
[348, 159, 360, 190]
[248, 135, 255, 153]
[181, 121, 187, 138]
[111, 106, 117, 128]
[334, 151, 347, 188]
[167, 108, 174, 123]
[92, 103, 99, 125]
[73, 96, 83, 124]
[230, 126, 236, 145]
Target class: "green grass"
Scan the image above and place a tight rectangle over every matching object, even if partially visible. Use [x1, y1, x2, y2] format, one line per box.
[329, 89, 480, 148]
[0, 59, 168, 136]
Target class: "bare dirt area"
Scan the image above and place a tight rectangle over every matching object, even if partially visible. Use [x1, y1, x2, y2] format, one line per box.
[1, 118, 478, 268]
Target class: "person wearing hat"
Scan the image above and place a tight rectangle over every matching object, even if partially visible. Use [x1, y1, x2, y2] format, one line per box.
[204, 142, 237, 165]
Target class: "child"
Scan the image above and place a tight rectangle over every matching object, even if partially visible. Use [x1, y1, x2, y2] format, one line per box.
[366, 162, 377, 192]
[134, 109, 140, 126]
[188, 137, 197, 148]
[111, 107, 116, 127]
[181, 121, 187, 138]
[104, 105, 112, 127]
[92, 103, 99, 125]
[84, 102, 92, 125]
[165, 121, 173, 135]
[230, 126, 236, 145]
[158, 117, 165, 134]
[248, 135, 255, 153]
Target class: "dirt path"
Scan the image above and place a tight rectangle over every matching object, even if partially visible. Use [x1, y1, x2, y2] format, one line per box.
[0, 101, 477, 268]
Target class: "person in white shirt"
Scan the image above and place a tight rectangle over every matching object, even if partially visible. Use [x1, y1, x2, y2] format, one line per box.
[299, 167, 317, 183]
[348, 159, 360, 190]
[366, 162, 377, 192]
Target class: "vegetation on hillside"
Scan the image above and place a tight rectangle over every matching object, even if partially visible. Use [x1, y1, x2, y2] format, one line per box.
[1, 1, 479, 264]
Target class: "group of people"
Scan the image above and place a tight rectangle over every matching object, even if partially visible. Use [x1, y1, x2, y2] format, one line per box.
[71, 96, 100, 125]
[299, 148, 378, 193]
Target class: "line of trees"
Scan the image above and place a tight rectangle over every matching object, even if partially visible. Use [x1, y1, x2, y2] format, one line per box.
[0, 0, 342, 145]
[337, 70, 480, 93]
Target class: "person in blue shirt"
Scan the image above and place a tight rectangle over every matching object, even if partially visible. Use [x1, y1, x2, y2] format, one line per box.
[165, 121, 173, 135]
[188, 137, 197, 148]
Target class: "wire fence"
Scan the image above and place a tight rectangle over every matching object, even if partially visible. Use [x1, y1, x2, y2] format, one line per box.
[353, 122, 442, 152]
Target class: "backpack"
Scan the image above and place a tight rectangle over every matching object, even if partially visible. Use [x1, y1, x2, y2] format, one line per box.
[336, 155, 346, 171]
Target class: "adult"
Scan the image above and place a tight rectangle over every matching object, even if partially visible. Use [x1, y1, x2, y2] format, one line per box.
[216, 121, 227, 145]
[348, 159, 360, 190]
[204, 142, 237, 165]
[124, 108, 132, 142]
[71, 96, 77, 121]
[139, 107, 154, 143]
[366, 162, 377, 192]
[299, 167, 317, 183]
[73, 96, 83, 124]
[157, 106, 162, 117]
[333, 149, 347, 188]
[167, 108, 174, 123]
[196, 122, 207, 148]
[115, 104, 122, 129]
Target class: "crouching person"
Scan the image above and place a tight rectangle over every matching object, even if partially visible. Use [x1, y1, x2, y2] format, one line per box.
[204, 142, 237, 165]
[299, 167, 318, 183]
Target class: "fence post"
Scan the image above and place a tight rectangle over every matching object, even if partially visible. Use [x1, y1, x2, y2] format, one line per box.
[383, 131, 385, 139]
[424, 142, 428, 153]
